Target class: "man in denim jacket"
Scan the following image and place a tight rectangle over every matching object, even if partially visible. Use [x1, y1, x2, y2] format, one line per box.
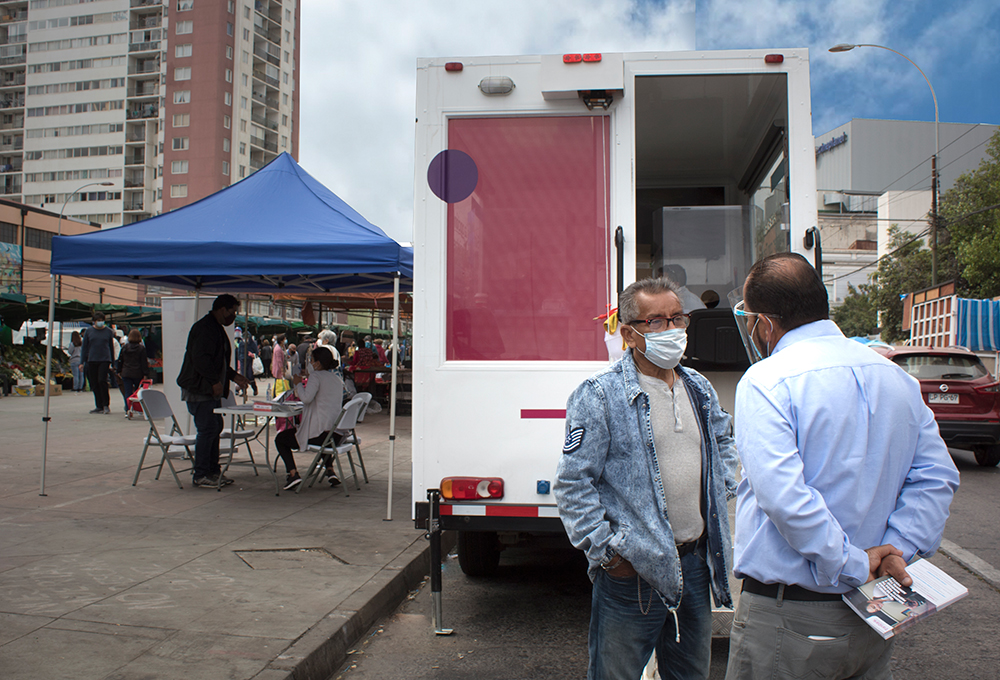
[556, 278, 738, 680]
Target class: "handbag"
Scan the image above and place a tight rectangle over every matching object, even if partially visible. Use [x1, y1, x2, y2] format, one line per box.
[273, 378, 291, 396]
[252, 356, 264, 376]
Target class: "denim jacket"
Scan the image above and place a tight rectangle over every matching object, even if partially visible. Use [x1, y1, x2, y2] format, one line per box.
[554, 350, 738, 609]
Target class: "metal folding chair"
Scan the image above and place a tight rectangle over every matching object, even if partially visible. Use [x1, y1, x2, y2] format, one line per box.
[298, 395, 368, 495]
[338, 391, 371, 483]
[132, 389, 195, 489]
[219, 392, 258, 477]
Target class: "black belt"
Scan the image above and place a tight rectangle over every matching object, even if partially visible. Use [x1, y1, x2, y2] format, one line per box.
[742, 577, 843, 602]
[676, 537, 703, 557]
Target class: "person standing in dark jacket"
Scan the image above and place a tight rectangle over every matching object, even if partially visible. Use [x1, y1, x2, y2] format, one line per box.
[259, 339, 272, 379]
[116, 329, 149, 413]
[176, 295, 249, 487]
[81, 312, 115, 414]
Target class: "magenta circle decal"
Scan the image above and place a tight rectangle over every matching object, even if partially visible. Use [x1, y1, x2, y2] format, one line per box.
[427, 149, 478, 203]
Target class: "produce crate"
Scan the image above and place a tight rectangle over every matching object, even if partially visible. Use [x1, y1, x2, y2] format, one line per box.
[33, 384, 62, 396]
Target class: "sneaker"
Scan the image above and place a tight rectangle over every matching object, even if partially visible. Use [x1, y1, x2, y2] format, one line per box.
[218, 474, 235, 486]
[89, 408, 103, 414]
[328, 473, 341, 488]
[103, 406, 110, 414]
[193, 476, 217, 487]
[283, 474, 302, 490]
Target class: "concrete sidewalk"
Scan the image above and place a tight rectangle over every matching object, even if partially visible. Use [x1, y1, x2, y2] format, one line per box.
[0, 385, 426, 679]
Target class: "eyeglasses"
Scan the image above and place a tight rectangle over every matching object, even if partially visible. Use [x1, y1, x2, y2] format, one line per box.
[626, 314, 690, 331]
[732, 300, 781, 320]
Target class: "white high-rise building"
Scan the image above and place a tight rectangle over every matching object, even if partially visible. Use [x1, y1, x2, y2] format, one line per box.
[0, 0, 299, 227]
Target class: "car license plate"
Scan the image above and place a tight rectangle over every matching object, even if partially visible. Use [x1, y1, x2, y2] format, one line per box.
[928, 393, 959, 405]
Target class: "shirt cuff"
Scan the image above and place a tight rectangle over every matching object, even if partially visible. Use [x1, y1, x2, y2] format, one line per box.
[839, 546, 871, 588]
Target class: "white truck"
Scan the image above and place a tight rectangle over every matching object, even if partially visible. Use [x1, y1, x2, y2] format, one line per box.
[411, 49, 820, 618]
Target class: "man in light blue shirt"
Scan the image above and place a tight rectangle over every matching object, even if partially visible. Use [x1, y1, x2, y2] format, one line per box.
[726, 253, 959, 680]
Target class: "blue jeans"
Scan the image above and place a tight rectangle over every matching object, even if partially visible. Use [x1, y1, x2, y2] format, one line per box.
[71, 360, 84, 391]
[187, 398, 223, 479]
[589, 547, 712, 680]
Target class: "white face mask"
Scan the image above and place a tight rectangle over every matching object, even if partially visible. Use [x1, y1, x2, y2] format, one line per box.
[93, 321, 105, 329]
[630, 327, 687, 370]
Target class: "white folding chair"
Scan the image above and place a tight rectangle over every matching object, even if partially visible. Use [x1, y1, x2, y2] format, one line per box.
[132, 389, 195, 489]
[337, 391, 371, 483]
[298, 395, 367, 495]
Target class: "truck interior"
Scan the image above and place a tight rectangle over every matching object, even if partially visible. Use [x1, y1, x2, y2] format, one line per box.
[633, 73, 790, 308]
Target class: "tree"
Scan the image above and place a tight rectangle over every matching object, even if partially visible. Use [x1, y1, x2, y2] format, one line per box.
[940, 129, 1000, 299]
[832, 284, 878, 338]
[869, 226, 933, 343]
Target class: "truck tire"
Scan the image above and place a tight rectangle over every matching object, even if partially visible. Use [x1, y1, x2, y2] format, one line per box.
[457, 531, 501, 577]
[973, 445, 1000, 467]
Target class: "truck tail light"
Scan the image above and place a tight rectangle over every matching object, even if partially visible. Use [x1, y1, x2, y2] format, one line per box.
[441, 477, 504, 500]
[563, 53, 583, 63]
[764, 54, 784, 64]
[582, 53, 602, 62]
[445, 62, 463, 72]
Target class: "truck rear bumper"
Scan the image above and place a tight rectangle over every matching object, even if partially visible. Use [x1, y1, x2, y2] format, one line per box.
[414, 501, 565, 532]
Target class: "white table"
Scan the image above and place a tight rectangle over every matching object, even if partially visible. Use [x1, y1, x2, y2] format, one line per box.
[214, 402, 302, 495]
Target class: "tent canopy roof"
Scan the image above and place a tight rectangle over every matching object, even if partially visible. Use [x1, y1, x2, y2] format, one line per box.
[50, 153, 411, 294]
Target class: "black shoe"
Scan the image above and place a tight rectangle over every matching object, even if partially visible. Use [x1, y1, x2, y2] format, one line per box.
[193, 476, 217, 488]
[89, 408, 103, 414]
[284, 474, 302, 490]
[103, 406, 111, 414]
[218, 474, 235, 486]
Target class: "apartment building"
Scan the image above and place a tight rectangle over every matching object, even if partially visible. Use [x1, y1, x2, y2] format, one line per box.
[0, 0, 299, 228]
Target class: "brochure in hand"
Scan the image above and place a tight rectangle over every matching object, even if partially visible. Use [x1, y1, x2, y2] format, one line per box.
[842, 558, 968, 639]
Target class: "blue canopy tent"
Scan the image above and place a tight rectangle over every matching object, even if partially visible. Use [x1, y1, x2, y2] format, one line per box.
[41, 153, 410, 513]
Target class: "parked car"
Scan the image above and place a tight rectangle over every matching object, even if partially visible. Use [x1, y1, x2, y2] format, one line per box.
[876, 346, 1000, 467]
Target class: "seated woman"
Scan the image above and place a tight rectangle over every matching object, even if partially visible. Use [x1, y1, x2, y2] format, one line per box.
[274, 346, 344, 490]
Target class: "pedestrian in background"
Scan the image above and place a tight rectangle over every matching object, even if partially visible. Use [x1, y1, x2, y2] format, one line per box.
[68, 331, 84, 393]
[260, 338, 273, 379]
[81, 312, 115, 414]
[271, 334, 286, 382]
[116, 329, 149, 413]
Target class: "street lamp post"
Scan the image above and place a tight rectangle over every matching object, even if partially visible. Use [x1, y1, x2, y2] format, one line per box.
[39, 180, 114, 496]
[829, 43, 940, 285]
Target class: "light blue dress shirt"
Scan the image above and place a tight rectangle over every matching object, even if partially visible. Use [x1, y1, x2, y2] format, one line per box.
[733, 320, 959, 593]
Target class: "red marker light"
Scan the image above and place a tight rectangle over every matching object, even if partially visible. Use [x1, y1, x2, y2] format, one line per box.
[582, 53, 602, 62]
[440, 477, 505, 500]
[445, 62, 463, 72]
[764, 54, 784, 64]
[563, 53, 583, 63]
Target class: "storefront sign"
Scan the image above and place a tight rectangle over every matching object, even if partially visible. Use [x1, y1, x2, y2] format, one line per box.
[815, 133, 848, 158]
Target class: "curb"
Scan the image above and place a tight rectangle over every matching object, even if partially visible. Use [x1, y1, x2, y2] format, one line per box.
[938, 538, 1000, 592]
[255, 531, 457, 680]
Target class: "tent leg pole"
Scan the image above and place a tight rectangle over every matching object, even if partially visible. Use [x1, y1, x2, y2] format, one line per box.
[385, 273, 399, 521]
[40, 275, 57, 496]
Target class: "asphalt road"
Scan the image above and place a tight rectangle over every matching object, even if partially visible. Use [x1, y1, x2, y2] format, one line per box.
[333, 450, 1000, 679]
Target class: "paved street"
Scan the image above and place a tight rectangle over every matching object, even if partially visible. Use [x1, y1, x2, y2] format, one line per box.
[0, 384, 427, 680]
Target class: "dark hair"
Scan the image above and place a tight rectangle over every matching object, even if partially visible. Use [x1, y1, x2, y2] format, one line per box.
[71, 330, 82, 345]
[619, 277, 681, 325]
[312, 346, 337, 370]
[212, 294, 239, 311]
[92, 311, 105, 321]
[744, 252, 828, 331]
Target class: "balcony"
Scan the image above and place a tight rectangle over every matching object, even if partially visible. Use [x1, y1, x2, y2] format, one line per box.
[251, 113, 277, 131]
[0, 74, 23, 86]
[126, 131, 146, 143]
[132, 16, 161, 29]
[252, 44, 280, 67]
[249, 136, 277, 153]
[128, 83, 159, 97]
[129, 40, 160, 53]
[126, 105, 158, 119]
[252, 70, 279, 88]
[0, 10, 26, 23]
[128, 61, 160, 75]
[251, 90, 280, 110]
[124, 154, 145, 166]
[130, 0, 162, 7]
[0, 53, 24, 66]
[0, 96, 23, 109]
[0, 184, 21, 194]
[124, 200, 145, 211]
[249, 158, 264, 170]
[0, 139, 21, 151]
[0, 161, 21, 173]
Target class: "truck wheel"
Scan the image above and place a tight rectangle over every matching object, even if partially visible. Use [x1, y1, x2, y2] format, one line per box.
[457, 531, 501, 577]
[973, 445, 1000, 467]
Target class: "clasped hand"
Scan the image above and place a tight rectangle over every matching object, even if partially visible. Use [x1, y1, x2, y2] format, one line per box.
[864, 544, 912, 586]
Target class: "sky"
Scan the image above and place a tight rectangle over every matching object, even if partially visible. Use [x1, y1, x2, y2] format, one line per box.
[298, 0, 1000, 244]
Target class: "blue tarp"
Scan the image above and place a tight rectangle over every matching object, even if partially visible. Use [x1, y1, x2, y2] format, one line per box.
[956, 297, 1000, 352]
[50, 153, 412, 294]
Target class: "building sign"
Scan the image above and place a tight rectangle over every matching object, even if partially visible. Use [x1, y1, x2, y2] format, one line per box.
[815, 132, 848, 158]
[0, 242, 21, 294]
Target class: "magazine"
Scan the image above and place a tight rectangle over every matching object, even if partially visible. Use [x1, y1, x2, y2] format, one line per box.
[842, 558, 968, 639]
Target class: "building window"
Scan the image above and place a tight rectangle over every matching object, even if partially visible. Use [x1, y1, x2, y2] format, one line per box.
[0, 221, 15, 245]
[284, 50, 289, 63]
[170, 184, 188, 198]
[223, 92, 231, 105]
[286, 9, 291, 19]
[285, 30, 290, 42]
[172, 113, 190, 127]
[281, 135, 287, 148]
[171, 160, 188, 174]
[173, 90, 191, 104]
[178, 0, 194, 10]
[223, 138, 230, 152]
[283, 72, 288, 84]
[228, 0, 234, 12]
[226, 45, 233, 60]
[240, 119, 247, 132]
[175, 43, 192, 58]
[243, 28, 250, 41]
[282, 114, 287, 126]
[240, 96, 247, 109]
[242, 74, 248, 86]
[282, 93, 288, 105]
[172, 136, 189, 150]
[239, 141, 246, 154]
[226, 22, 233, 36]
[223, 114, 231, 129]
[242, 50, 249, 64]
[25, 227, 54, 251]
[176, 20, 193, 35]
[174, 67, 191, 81]
[244, 6, 251, 18]
[239, 165, 246, 178]
[225, 68, 232, 83]
[222, 160, 230, 176]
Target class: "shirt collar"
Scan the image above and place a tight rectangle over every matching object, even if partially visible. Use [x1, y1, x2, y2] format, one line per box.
[772, 319, 844, 355]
